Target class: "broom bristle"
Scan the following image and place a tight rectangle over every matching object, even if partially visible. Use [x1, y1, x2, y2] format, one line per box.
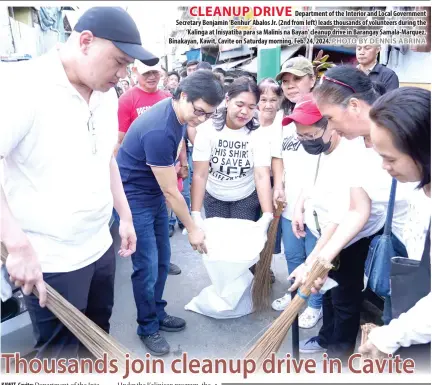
[246, 257, 333, 367]
[252, 201, 285, 312]
[1, 244, 131, 371]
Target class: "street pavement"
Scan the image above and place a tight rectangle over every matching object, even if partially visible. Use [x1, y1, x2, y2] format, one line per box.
[109, 222, 323, 363]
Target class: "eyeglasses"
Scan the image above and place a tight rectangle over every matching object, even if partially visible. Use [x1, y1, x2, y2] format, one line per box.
[320, 75, 356, 93]
[192, 101, 215, 119]
[87, 113, 97, 155]
[296, 126, 326, 141]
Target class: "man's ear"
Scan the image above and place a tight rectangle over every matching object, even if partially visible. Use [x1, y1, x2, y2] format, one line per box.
[79, 30, 95, 54]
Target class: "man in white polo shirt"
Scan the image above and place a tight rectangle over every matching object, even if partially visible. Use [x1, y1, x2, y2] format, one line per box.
[0, 7, 158, 359]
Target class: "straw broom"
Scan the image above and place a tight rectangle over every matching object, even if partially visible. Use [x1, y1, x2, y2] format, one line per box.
[1, 243, 130, 372]
[252, 201, 285, 312]
[245, 257, 333, 366]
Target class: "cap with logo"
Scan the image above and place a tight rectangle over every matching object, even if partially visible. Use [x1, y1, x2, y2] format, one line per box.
[282, 93, 322, 126]
[74, 7, 159, 66]
[276, 56, 314, 81]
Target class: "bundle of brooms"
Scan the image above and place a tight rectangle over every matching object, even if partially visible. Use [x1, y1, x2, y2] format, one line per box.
[1, 243, 130, 372]
[246, 257, 333, 367]
[251, 201, 285, 312]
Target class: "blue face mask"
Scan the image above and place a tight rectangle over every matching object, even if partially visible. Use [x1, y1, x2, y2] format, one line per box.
[301, 137, 331, 155]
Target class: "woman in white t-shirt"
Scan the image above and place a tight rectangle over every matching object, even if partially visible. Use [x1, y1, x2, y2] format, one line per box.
[359, 87, 431, 370]
[191, 76, 273, 231]
[288, 66, 412, 360]
[256, 78, 284, 255]
[270, 58, 326, 330]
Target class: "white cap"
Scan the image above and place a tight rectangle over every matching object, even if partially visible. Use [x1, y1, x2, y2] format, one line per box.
[134, 59, 162, 75]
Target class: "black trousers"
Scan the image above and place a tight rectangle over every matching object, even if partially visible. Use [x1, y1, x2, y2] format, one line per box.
[204, 190, 260, 220]
[317, 236, 372, 361]
[24, 244, 116, 359]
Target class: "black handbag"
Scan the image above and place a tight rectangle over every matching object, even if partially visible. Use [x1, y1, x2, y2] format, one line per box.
[390, 222, 430, 319]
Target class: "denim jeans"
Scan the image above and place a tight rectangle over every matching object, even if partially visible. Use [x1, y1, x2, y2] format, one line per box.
[122, 200, 171, 336]
[281, 217, 322, 309]
[176, 147, 193, 228]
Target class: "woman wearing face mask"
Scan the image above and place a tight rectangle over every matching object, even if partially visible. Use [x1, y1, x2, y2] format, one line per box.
[359, 87, 431, 371]
[191, 77, 273, 233]
[288, 66, 413, 360]
[270, 57, 324, 329]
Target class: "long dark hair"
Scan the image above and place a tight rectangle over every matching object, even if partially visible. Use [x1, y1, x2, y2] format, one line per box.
[213, 76, 260, 132]
[313, 65, 386, 107]
[370, 87, 431, 189]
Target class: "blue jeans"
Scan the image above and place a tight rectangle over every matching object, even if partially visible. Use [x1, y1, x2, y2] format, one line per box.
[281, 217, 322, 309]
[176, 147, 193, 228]
[119, 200, 171, 336]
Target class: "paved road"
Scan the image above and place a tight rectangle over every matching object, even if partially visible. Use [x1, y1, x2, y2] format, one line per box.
[109, 222, 322, 363]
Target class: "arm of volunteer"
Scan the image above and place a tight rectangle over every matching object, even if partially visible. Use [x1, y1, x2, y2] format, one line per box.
[114, 93, 133, 156]
[253, 133, 273, 214]
[109, 156, 136, 257]
[254, 167, 273, 214]
[309, 187, 371, 264]
[190, 125, 211, 214]
[368, 293, 432, 354]
[1, 186, 47, 307]
[145, 131, 205, 252]
[271, 158, 285, 208]
[0, 88, 47, 307]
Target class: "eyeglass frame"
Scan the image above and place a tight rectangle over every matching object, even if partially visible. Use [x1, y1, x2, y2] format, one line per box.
[191, 101, 215, 119]
[295, 125, 327, 142]
[320, 75, 356, 93]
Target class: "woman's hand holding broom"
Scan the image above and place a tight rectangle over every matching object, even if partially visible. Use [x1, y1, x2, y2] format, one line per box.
[287, 259, 328, 295]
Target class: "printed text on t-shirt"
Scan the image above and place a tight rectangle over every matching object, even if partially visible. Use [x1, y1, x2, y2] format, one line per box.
[282, 135, 301, 152]
[210, 139, 251, 181]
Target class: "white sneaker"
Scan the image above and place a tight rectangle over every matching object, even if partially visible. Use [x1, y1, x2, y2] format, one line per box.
[298, 306, 323, 329]
[271, 293, 291, 311]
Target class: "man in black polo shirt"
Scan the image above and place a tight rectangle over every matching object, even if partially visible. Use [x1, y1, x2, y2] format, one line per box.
[356, 44, 399, 91]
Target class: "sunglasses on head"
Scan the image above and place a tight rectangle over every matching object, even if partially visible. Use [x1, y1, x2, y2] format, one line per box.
[320, 75, 356, 93]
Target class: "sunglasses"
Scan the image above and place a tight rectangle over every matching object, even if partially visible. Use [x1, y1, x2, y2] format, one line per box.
[320, 75, 356, 93]
[192, 101, 215, 119]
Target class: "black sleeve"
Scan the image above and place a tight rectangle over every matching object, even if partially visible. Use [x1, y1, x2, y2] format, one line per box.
[383, 71, 399, 92]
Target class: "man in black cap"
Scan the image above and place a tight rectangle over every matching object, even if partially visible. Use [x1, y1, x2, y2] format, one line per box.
[1, 7, 156, 359]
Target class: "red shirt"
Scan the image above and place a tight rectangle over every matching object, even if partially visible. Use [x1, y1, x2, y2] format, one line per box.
[118, 87, 171, 133]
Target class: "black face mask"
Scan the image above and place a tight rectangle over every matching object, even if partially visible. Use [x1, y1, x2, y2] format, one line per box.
[301, 137, 331, 155]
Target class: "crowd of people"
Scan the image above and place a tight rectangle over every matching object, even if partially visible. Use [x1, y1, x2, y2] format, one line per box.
[1, 6, 430, 370]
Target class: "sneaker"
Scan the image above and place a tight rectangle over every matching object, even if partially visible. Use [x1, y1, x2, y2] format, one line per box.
[299, 336, 326, 354]
[178, 223, 185, 231]
[140, 332, 170, 356]
[159, 315, 186, 332]
[271, 293, 291, 311]
[299, 307, 323, 329]
[169, 225, 175, 238]
[168, 262, 181, 275]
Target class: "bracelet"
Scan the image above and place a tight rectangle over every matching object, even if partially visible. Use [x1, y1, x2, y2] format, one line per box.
[181, 165, 189, 168]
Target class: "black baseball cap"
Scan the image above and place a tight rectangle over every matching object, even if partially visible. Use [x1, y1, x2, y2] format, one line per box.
[74, 7, 159, 66]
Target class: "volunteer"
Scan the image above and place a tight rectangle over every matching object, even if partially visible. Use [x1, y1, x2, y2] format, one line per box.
[288, 66, 412, 360]
[116, 70, 224, 356]
[270, 57, 323, 330]
[257, 78, 284, 256]
[359, 87, 431, 371]
[191, 76, 273, 230]
[0, 7, 150, 358]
